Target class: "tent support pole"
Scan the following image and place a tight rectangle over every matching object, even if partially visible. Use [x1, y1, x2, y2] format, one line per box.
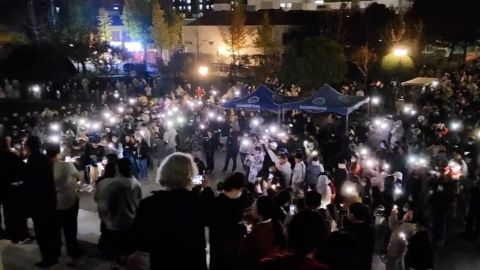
[277, 110, 281, 125]
[345, 114, 349, 135]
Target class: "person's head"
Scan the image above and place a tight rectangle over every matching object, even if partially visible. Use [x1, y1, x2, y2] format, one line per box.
[348, 202, 368, 223]
[288, 210, 328, 256]
[295, 153, 303, 163]
[25, 135, 42, 154]
[104, 154, 119, 178]
[45, 143, 61, 159]
[275, 190, 291, 207]
[156, 152, 198, 190]
[252, 195, 275, 221]
[254, 146, 261, 153]
[277, 153, 288, 165]
[223, 172, 246, 199]
[304, 191, 322, 210]
[117, 158, 133, 178]
[326, 231, 356, 270]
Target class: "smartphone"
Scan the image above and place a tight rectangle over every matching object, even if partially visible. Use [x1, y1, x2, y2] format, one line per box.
[65, 156, 72, 162]
[192, 175, 204, 185]
[289, 204, 296, 215]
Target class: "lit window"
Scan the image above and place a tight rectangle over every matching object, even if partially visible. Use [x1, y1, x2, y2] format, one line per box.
[280, 3, 286, 7]
[286, 3, 292, 8]
[314, 0, 324, 4]
[188, 5, 191, 10]
[199, 4, 203, 9]
[187, 0, 191, 3]
[113, 6, 119, 10]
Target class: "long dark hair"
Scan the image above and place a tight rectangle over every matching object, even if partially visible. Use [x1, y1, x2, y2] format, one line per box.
[256, 196, 286, 249]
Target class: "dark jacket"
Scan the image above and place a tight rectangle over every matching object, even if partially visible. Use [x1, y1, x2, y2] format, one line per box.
[226, 132, 240, 153]
[24, 151, 57, 214]
[137, 140, 149, 160]
[209, 193, 248, 270]
[406, 230, 434, 270]
[343, 223, 375, 270]
[133, 189, 214, 270]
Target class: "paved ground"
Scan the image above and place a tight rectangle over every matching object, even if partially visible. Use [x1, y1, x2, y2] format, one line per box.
[1, 151, 480, 269]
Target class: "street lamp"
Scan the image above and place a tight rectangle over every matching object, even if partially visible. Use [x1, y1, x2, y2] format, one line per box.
[393, 47, 408, 57]
[198, 66, 209, 77]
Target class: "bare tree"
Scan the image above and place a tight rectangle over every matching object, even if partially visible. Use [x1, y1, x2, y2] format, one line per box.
[352, 45, 377, 86]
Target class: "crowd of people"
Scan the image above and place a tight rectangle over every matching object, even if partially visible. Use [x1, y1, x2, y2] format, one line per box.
[0, 70, 479, 270]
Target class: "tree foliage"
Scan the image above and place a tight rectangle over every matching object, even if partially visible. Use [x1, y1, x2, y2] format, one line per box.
[122, 0, 152, 42]
[62, 0, 95, 71]
[253, 12, 277, 56]
[221, 4, 250, 61]
[97, 8, 113, 42]
[151, 1, 170, 49]
[411, 0, 480, 61]
[280, 37, 347, 90]
[151, 1, 183, 51]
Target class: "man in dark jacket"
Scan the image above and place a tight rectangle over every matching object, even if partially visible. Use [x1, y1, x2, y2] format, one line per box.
[24, 136, 60, 267]
[204, 130, 217, 172]
[0, 136, 30, 243]
[223, 129, 240, 172]
[343, 202, 375, 270]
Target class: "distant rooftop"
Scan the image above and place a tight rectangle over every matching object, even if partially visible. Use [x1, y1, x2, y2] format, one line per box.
[186, 9, 326, 26]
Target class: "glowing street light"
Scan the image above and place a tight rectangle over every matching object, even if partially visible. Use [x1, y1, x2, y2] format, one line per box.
[371, 96, 380, 105]
[393, 47, 408, 57]
[32, 85, 41, 93]
[198, 66, 209, 76]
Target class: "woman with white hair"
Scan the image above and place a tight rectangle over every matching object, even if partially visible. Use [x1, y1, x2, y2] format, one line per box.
[132, 152, 213, 270]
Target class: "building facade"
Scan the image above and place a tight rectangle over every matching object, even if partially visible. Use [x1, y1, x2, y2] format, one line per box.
[246, 0, 412, 11]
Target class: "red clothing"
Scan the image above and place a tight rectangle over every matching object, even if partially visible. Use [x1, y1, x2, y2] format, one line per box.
[259, 253, 330, 270]
[241, 221, 279, 270]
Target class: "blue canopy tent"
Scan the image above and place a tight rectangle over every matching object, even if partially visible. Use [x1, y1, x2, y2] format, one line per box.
[282, 84, 370, 132]
[221, 85, 281, 111]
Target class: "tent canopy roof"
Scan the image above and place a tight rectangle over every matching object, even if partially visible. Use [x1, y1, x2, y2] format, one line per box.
[401, 77, 438, 86]
[221, 85, 280, 110]
[282, 84, 369, 115]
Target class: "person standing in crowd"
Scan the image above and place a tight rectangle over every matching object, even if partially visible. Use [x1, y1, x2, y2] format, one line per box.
[316, 174, 333, 209]
[305, 156, 324, 191]
[163, 125, 177, 155]
[343, 202, 375, 270]
[292, 153, 306, 194]
[0, 136, 30, 244]
[209, 173, 248, 270]
[430, 182, 451, 246]
[136, 136, 149, 182]
[241, 196, 285, 270]
[95, 158, 142, 267]
[46, 144, 82, 261]
[406, 218, 434, 270]
[24, 136, 60, 268]
[132, 153, 212, 270]
[245, 146, 265, 182]
[150, 132, 165, 170]
[259, 210, 329, 270]
[223, 128, 240, 172]
[204, 130, 217, 173]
